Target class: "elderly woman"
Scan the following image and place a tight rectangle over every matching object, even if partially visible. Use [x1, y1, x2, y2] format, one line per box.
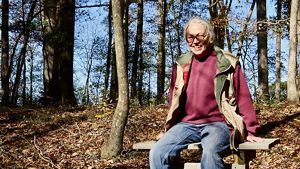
[149, 17, 261, 169]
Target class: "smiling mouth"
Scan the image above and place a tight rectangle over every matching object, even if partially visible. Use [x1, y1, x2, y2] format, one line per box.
[193, 45, 203, 50]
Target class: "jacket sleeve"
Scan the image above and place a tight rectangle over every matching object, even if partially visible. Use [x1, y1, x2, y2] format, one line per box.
[168, 64, 177, 108]
[233, 64, 260, 136]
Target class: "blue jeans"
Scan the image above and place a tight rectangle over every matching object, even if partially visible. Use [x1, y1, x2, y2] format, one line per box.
[149, 122, 230, 169]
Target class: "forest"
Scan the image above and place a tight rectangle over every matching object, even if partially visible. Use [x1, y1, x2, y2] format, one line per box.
[0, 0, 299, 168]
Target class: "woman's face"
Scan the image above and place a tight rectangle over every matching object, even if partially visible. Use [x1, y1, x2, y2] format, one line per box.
[186, 22, 210, 56]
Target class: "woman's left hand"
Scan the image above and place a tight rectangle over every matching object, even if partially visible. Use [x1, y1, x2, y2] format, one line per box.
[246, 135, 263, 142]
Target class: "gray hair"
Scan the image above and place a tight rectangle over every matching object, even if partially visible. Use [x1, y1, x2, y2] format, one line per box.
[184, 17, 215, 45]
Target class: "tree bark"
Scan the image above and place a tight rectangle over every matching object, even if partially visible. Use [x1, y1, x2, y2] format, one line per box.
[138, 47, 144, 105]
[101, 0, 129, 158]
[29, 47, 34, 104]
[209, 0, 225, 48]
[42, 0, 76, 105]
[131, 0, 143, 100]
[156, 0, 167, 104]
[1, 0, 10, 106]
[170, 0, 183, 56]
[42, 0, 60, 104]
[287, 0, 299, 102]
[109, 49, 118, 102]
[58, 0, 76, 105]
[275, 0, 282, 100]
[103, 0, 112, 101]
[257, 0, 269, 101]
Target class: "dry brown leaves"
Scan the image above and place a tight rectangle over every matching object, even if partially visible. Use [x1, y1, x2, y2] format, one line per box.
[0, 103, 299, 168]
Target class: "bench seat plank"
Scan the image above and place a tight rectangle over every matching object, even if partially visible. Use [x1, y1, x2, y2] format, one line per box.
[238, 138, 279, 150]
[132, 138, 279, 151]
[132, 140, 156, 150]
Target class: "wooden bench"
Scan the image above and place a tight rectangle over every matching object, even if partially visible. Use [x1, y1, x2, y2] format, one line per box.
[132, 138, 279, 169]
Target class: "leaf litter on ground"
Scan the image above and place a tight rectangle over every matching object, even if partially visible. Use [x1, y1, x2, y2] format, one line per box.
[0, 103, 299, 168]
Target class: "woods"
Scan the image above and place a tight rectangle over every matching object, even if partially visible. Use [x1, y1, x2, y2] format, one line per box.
[0, 0, 300, 167]
[0, 0, 299, 106]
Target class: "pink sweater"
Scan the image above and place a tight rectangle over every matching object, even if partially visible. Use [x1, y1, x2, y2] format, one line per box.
[169, 51, 260, 136]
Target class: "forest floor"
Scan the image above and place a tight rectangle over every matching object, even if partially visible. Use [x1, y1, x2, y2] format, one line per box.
[0, 102, 299, 169]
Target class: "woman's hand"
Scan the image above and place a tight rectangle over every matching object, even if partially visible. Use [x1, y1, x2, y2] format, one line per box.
[246, 135, 263, 142]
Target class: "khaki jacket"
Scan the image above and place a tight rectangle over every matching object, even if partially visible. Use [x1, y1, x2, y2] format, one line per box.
[166, 46, 245, 150]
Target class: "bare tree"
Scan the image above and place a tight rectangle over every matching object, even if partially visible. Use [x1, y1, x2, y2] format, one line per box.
[131, 0, 143, 100]
[156, 0, 167, 104]
[103, 0, 112, 101]
[287, 0, 299, 102]
[257, 0, 269, 101]
[101, 0, 129, 158]
[1, 0, 10, 106]
[236, 0, 256, 57]
[275, 0, 282, 100]
[11, 0, 37, 105]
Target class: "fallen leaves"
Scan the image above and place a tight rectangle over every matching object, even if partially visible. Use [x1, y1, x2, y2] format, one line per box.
[0, 103, 299, 168]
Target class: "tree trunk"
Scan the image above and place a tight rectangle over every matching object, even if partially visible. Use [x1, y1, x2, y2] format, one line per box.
[209, 0, 225, 48]
[131, 0, 143, 100]
[275, 0, 282, 100]
[29, 47, 34, 104]
[103, 0, 112, 101]
[138, 47, 144, 105]
[42, 0, 76, 105]
[237, 0, 256, 57]
[287, 0, 299, 102]
[85, 50, 93, 104]
[22, 57, 26, 105]
[101, 0, 129, 158]
[109, 49, 118, 102]
[1, 0, 10, 106]
[123, 0, 129, 70]
[170, 0, 183, 56]
[257, 0, 269, 101]
[42, 0, 60, 104]
[58, 0, 76, 105]
[156, 0, 167, 104]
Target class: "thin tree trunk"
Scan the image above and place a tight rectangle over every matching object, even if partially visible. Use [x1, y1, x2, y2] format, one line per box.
[170, 0, 183, 56]
[275, 0, 282, 100]
[103, 0, 112, 101]
[109, 48, 118, 102]
[85, 52, 93, 104]
[138, 47, 144, 105]
[131, 0, 143, 99]
[209, 0, 225, 48]
[30, 47, 33, 104]
[224, 0, 233, 52]
[101, 0, 129, 158]
[156, 0, 167, 104]
[23, 57, 26, 105]
[237, 0, 256, 57]
[257, 0, 269, 101]
[1, 0, 10, 106]
[287, 0, 299, 102]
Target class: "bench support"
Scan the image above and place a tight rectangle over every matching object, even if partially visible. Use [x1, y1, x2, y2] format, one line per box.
[232, 150, 256, 169]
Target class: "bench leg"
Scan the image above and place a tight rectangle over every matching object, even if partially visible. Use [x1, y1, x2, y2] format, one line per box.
[232, 150, 256, 169]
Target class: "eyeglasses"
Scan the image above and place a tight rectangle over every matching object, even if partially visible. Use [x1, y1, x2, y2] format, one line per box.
[186, 33, 207, 43]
